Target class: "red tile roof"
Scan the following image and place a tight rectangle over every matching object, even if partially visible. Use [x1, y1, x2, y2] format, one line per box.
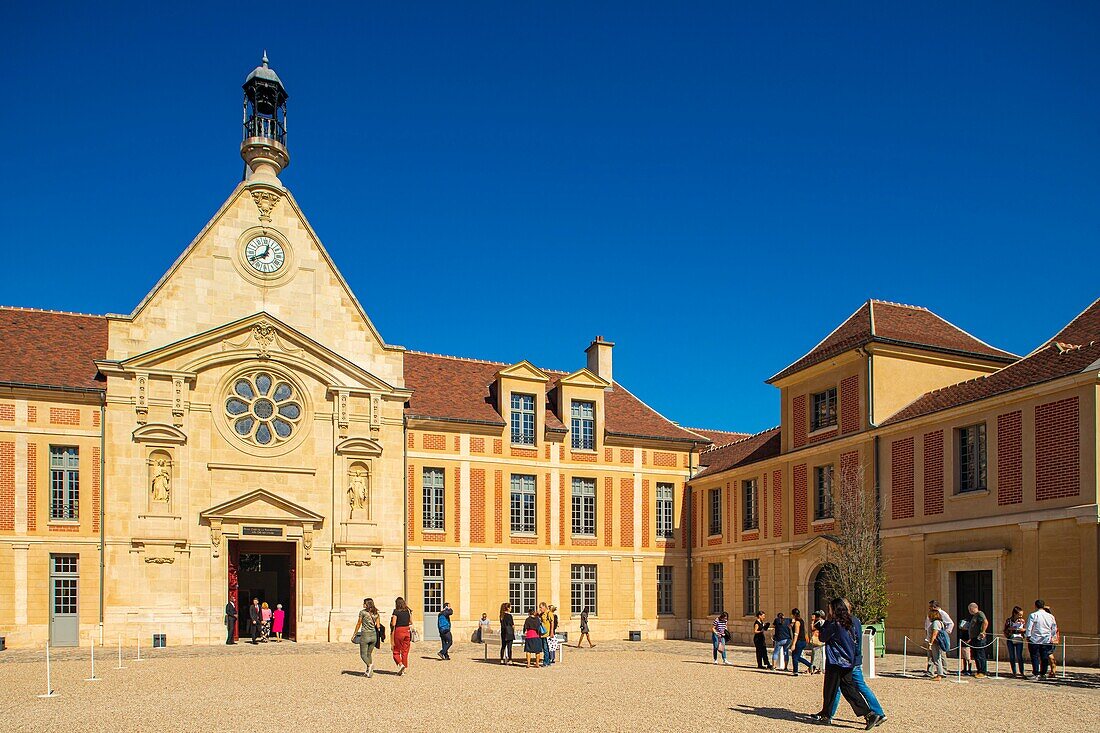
[882, 298, 1100, 425]
[767, 300, 1016, 383]
[686, 428, 750, 447]
[0, 307, 108, 391]
[403, 351, 703, 443]
[693, 427, 782, 479]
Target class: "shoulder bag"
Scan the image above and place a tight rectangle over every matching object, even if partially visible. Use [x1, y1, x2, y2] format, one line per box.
[410, 627, 421, 643]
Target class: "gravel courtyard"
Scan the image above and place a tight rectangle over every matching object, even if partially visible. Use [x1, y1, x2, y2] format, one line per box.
[3, 639, 1098, 732]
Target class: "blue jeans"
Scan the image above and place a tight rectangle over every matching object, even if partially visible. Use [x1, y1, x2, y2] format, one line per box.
[792, 640, 813, 673]
[827, 664, 884, 718]
[712, 632, 727, 662]
[1029, 642, 1053, 676]
[439, 629, 453, 658]
[542, 637, 551, 666]
[1006, 640, 1025, 675]
[772, 639, 789, 669]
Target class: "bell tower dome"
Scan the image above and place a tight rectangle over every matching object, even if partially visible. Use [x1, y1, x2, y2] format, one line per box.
[240, 52, 290, 181]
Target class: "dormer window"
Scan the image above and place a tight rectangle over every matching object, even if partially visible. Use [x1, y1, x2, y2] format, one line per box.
[510, 393, 536, 446]
[571, 400, 595, 450]
[811, 387, 838, 431]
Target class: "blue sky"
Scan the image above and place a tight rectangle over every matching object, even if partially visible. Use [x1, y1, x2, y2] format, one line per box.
[2, 2, 1097, 432]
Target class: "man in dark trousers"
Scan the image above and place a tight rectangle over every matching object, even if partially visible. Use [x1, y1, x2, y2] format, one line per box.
[437, 601, 454, 660]
[225, 596, 238, 644]
[249, 597, 262, 644]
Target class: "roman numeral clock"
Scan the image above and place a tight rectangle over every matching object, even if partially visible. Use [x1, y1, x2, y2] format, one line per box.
[244, 235, 285, 274]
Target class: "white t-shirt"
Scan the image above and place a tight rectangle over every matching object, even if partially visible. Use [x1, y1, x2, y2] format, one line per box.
[1026, 610, 1057, 644]
[923, 608, 954, 635]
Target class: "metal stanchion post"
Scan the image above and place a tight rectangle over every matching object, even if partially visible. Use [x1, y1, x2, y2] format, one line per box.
[38, 642, 58, 698]
[134, 632, 144, 662]
[117, 635, 125, 669]
[1061, 636, 1067, 679]
[994, 636, 1000, 679]
[85, 638, 100, 682]
[902, 636, 907, 677]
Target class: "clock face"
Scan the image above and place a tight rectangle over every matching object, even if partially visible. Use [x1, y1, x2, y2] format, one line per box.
[244, 236, 285, 274]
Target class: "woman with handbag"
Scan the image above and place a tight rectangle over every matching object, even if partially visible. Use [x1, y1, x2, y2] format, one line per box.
[522, 608, 543, 668]
[390, 596, 413, 675]
[712, 611, 732, 665]
[352, 597, 380, 677]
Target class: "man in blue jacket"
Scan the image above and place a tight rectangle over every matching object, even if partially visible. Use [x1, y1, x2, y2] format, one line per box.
[438, 602, 454, 660]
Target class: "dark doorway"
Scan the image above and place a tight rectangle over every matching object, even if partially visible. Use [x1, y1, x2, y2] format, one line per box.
[228, 540, 296, 641]
[812, 564, 836, 615]
[955, 570, 993, 638]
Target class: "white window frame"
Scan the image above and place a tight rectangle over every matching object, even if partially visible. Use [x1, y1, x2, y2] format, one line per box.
[708, 487, 722, 536]
[657, 565, 674, 615]
[49, 446, 79, 521]
[510, 392, 536, 446]
[742, 478, 758, 531]
[811, 387, 838, 432]
[570, 564, 597, 614]
[957, 423, 987, 493]
[656, 482, 674, 538]
[814, 465, 834, 520]
[422, 560, 444, 613]
[570, 400, 595, 450]
[422, 467, 445, 530]
[510, 474, 537, 534]
[509, 562, 537, 614]
[743, 558, 760, 616]
[709, 562, 724, 615]
[571, 477, 596, 536]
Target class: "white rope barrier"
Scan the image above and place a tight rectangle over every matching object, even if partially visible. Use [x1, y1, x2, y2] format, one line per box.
[134, 632, 145, 662]
[84, 638, 100, 682]
[117, 635, 125, 669]
[37, 642, 57, 698]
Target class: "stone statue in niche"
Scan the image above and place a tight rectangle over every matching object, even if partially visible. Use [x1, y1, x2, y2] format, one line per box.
[347, 466, 370, 516]
[150, 458, 172, 503]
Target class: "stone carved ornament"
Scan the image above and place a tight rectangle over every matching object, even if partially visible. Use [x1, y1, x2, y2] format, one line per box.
[145, 556, 174, 564]
[250, 189, 281, 222]
[150, 458, 172, 504]
[347, 467, 370, 513]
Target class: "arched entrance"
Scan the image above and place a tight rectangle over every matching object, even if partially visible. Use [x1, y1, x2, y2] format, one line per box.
[811, 564, 837, 615]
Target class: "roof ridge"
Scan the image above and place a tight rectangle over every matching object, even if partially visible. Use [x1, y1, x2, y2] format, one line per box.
[0, 305, 106, 319]
[610, 381, 703, 441]
[405, 349, 569, 375]
[682, 426, 749, 435]
[767, 302, 871, 383]
[869, 299, 931, 312]
[912, 305, 1018, 359]
[702, 425, 780, 452]
[1043, 296, 1100, 349]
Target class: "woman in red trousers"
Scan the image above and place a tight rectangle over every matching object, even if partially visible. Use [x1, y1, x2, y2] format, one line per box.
[390, 596, 413, 674]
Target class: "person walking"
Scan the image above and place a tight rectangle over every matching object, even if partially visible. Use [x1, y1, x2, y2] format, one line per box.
[260, 602, 273, 642]
[965, 602, 989, 678]
[1025, 600, 1057, 679]
[353, 597, 380, 677]
[922, 600, 954, 676]
[224, 596, 238, 645]
[809, 598, 886, 729]
[577, 605, 595, 648]
[822, 599, 887, 724]
[249, 597, 261, 644]
[499, 602, 515, 665]
[390, 596, 413, 675]
[927, 610, 950, 680]
[809, 611, 825, 674]
[712, 612, 732, 665]
[753, 611, 772, 669]
[1003, 606, 1026, 678]
[523, 609, 543, 668]
[437, 601, 454, 660]
[790, 609, 813, 676]
[772, 612, 791, 671]
[272, 603, 285, 642]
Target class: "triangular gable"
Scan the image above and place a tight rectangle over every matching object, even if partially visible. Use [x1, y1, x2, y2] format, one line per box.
[199, 488, 325, 526]
[558, 367, 611, 390]
[497, 360, 551, 383]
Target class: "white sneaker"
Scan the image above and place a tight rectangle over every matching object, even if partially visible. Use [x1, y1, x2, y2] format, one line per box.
[724, 660, 734, 666]
[366, 665, 373, 678]
[713, 659, 720, 665]
[397, 663, 405, 675]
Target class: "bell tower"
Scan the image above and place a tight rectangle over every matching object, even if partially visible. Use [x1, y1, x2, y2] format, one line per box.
[241, 52, 290, 181]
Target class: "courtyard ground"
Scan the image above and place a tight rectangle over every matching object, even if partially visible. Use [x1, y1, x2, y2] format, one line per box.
[2, 639, 1098, 732]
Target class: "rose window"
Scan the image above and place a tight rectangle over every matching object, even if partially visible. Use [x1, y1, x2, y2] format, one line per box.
[225, 372, 303, 446]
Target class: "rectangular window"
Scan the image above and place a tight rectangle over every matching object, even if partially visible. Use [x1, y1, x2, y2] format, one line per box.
[814, 465, 834, 520]
[709, 562, 724, 614]
[422, 467, 445, 530]
[510, 393, 536, 446]
[811, 387, 838, 431]
[510, 474, 537, 534]
[509, 562, 537, 614]
[708, 488, 722, 536]
[422, 560, 444, 613]
[743, 559, 760, 616]
[571, 477, 596, 536]
[742, 479, 758, 531]
[49, 447, 79, 521]
[657, 566, 674, 615]
[655, 483, 674, 538]
[570, 564, 598, 614]
[958, 423, 987, 492]
[570, 400, 595, 450]
[50, 554, 79, 616]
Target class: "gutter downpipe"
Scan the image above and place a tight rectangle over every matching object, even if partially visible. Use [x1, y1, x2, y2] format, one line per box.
[98, 392, 106, 644]
[686, 441, 698, 640]
[863, 349, 883, 549]
[402, 414, 408, 601]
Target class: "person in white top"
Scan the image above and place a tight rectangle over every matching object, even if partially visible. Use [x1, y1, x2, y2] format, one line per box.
[1025, 599, 1058, 679]
[921, 600, 954, 675]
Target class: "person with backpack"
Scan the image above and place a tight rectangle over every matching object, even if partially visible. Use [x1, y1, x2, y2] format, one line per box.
[808, 598, 886, 729]
[437, 601, 454, 660]
[927, 610, 950, 680]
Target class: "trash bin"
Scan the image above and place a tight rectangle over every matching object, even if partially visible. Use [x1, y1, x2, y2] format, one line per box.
[153, 634, 166, 648]
[629, 630, 641, 642]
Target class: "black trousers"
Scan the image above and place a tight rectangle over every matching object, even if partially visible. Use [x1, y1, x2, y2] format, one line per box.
[501, 638, 513, 661]
[754, 634, 769, 668]
[251, 619, 260, 643]
[226, 621, 235, 644]
[820, 664, 871, 719]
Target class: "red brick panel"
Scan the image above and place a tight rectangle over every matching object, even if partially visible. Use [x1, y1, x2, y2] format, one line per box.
[604, 448, 613, 463]
[407, 431, 415, 449]
[0, 441, 14, 531]
[470, 437, 485, 454]
[493, 439, 502, 455]
[762, 473, 768, 539]
[512, 447, 538, 459]
[620, 449, 633, 464]
[725, 482, 731, 542]
[471, 468, 486, 543]
[772, 468, 783, 538]
[642, 479, 650, 548]
[407, 465, 416, 541]
[841, 375, 860, 433]
[571, 451, 597, 463]
[690, 492, 699, 548]
[92, 446, 101, 533]
[793, 464, 808, 535]
[841, 451, 860, 499]
[50, 407, 80, 426]
[793, 394, 807, 447]
[545, 444, 551, 460]
[453, 436, 460, 452]
[654, 451, 676, 467]
[620, 479, 634, 547]
[923, 430, 944, 515]
[559, 475, 566, 545]
[0, 403, 14, 421]
[544, 474, 551, 539]
[812, 520, 835, 534]
[891, 438, 915, 520]
[996, 412, 1022, 506]
[454, 467, 462, 543]
[605, 477, 614, 547]
[27, 442, 36, 531]
[494, 470, 503, 544]
[423, 433, 445, 450]
[27, 405, 37, 422]
[1035, 397, 1080, 500]
[92, 410, 100, 427]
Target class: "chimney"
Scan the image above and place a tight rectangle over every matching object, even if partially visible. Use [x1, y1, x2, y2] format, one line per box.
[585, 335, 615, 387]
